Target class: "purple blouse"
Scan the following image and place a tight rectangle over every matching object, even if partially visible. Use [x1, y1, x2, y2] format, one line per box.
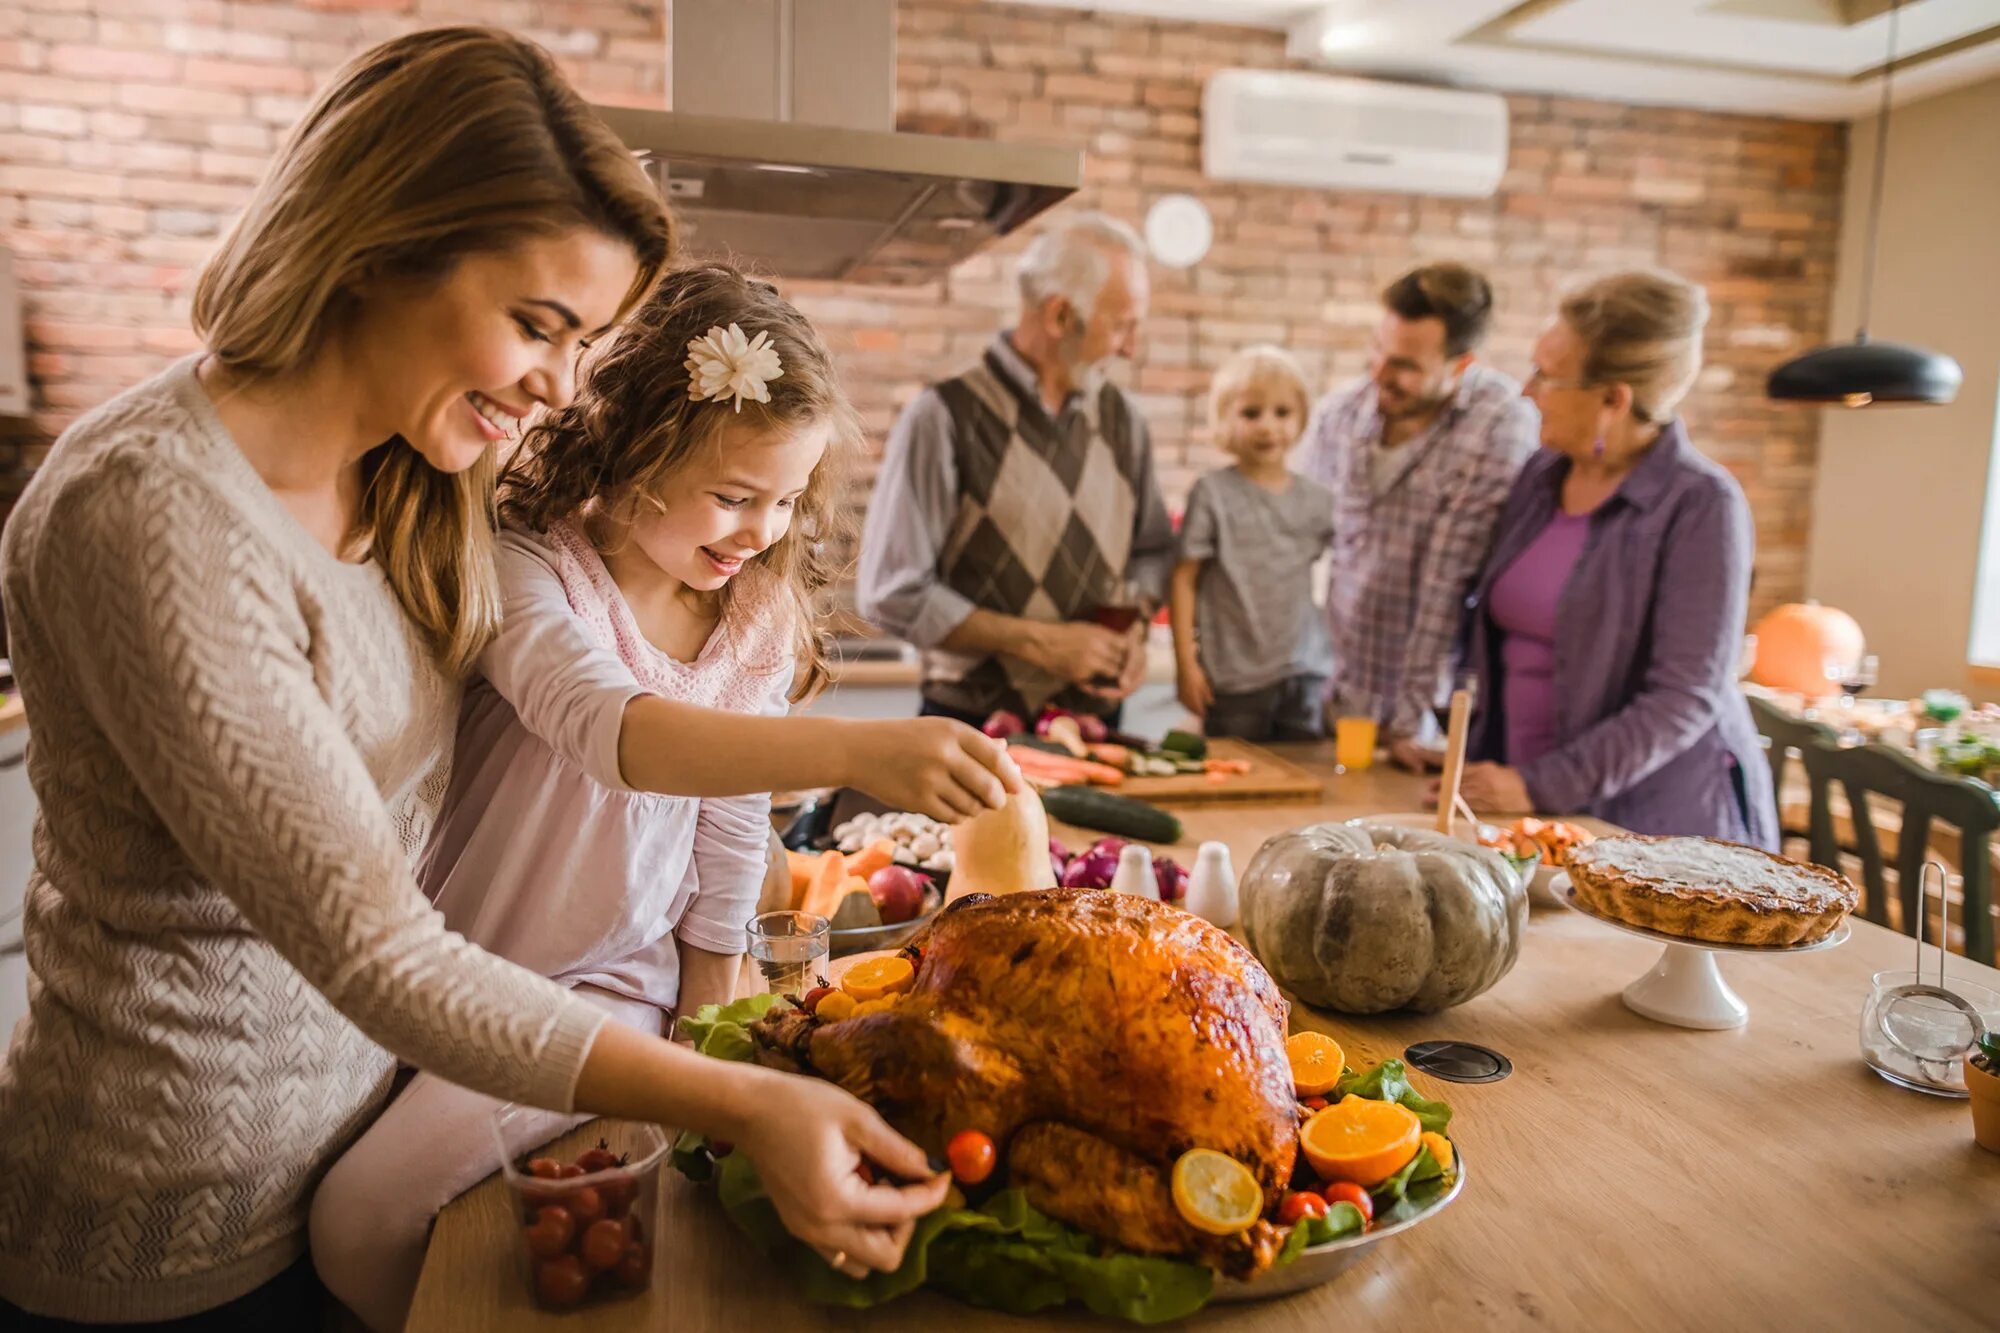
[1488, 510, 1590, 767]
[1466, 421, 1777, 850]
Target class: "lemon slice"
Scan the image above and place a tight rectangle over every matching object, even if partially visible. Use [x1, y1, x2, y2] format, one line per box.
[1170, 1149, 1263, 1236]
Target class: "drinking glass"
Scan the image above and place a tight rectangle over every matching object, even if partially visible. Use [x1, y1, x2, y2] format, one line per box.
[745, 910, 830, 998]
[1333, 716, 1378, 773]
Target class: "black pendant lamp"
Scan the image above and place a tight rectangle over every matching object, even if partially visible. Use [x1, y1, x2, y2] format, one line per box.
[1767, 0, 1962, 407]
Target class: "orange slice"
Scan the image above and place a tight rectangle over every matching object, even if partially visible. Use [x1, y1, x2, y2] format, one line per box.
[814, 991, 858, 1023]
[841, 955, 915, 1002]
[1420, 1130, 1454, 1174]
[1300, 1099, 1422, 1187]
[1170, 1149, 1263, 1236]
[1286, 1031, 1345, 1097]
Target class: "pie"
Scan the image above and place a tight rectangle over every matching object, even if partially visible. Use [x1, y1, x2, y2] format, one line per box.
[1565, 835, 1857, 947]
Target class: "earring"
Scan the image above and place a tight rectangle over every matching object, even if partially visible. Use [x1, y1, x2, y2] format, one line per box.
[1592, 436, 1606, 459]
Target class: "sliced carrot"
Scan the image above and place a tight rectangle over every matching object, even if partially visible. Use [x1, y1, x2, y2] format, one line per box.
[844, 838, 896, 881]
[1203, 758, 1252, 775]
[1087, 743, 1132, 767]
[1010, 748, 1125, 786]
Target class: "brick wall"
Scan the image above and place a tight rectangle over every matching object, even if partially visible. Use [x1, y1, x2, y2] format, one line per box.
[0, 0, 1844, 625]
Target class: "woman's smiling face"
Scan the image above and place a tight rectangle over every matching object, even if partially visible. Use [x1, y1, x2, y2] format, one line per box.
[349, 229, 638, 473]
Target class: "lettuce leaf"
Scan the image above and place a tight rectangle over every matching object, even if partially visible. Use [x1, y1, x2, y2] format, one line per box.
[1336, 1058, 1453, 1135]
[678, 992, 787, 1059]
[706, 1152, 1211, 1323]
[1274, 1200, 1366, 1265]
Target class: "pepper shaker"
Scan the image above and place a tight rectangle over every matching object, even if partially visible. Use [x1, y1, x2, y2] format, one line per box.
[1185, 840, 1238, 927]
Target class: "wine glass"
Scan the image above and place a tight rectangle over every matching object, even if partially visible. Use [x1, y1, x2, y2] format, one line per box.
[1838, 654, 1880, 700]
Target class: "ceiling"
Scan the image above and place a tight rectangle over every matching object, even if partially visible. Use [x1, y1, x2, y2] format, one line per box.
[1005, 0, 2000, 119]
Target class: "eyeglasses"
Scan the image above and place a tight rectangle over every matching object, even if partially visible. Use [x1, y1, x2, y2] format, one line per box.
[1522, 367, 1596, 394]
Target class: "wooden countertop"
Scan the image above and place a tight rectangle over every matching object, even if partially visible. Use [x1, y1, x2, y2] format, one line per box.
[410, 753, 2000, 1331]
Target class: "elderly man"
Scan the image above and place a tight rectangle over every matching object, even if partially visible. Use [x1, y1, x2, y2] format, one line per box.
[1301, 261, 1538, 770]
[858, 211, 1173, 726]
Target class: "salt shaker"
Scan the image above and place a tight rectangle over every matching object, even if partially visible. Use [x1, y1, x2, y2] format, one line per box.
[1185, 840, 1238, 927]
[1111, 844, 1158, 899]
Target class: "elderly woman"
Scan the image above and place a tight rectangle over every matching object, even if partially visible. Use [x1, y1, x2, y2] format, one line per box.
[1454, 269, 1777, 848]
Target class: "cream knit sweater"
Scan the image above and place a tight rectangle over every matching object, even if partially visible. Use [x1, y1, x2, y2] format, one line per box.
[0, 358, 606, 1321]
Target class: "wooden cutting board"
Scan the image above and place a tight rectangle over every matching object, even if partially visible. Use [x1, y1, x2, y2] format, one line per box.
[1114, 737, 1323, 804]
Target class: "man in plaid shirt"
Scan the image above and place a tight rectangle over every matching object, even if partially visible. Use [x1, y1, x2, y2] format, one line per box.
[1300, 262, 1538, 769]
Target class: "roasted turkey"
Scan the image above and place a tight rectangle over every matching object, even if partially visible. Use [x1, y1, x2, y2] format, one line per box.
[750, 889, 1299, 1276]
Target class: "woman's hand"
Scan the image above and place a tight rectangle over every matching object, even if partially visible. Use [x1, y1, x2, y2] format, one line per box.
[734, 1075, 951, 1280]
[1436, 761, 1533, 816]
[1176, 657, 1213, 718]
[850, 718, 1023, 822]
[1388, 736, 1442, 773]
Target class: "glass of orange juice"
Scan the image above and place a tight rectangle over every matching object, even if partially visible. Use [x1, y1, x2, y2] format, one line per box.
[1333, 715, 1378, 773]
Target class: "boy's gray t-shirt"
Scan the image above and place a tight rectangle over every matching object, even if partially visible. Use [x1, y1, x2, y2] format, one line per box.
[1178, 467, 1337, 694]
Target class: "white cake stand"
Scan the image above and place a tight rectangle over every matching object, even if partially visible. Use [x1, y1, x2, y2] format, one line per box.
[1554, 873, 1850, 1030]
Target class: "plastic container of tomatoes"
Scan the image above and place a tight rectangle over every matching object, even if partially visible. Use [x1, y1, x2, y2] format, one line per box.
[492, 1107, 669, 1312]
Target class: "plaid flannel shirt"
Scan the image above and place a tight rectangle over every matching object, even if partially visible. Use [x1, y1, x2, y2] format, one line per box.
[1299, 363, 1538, 743]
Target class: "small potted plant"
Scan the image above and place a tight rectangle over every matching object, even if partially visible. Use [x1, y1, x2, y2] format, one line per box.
[1969, 1031, 2000, 1154]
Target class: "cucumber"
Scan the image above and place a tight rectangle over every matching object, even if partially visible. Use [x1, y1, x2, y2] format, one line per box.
[1040, 785, 1182, 844]
[1007, 735, 1074, 757]
[1160, 729, 1207, 760]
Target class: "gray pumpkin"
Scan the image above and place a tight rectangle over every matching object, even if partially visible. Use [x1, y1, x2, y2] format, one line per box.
[1238, 822, 1527, 1014]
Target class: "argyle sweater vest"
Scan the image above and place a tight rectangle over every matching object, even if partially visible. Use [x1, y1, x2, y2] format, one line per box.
[921, 347, 1144, 719]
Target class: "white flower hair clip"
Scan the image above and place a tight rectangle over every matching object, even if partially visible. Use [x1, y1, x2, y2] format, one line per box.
[685, 323, 783, 411]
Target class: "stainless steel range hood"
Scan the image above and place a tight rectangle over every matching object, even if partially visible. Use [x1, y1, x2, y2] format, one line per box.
[595, 0, 1080, 284]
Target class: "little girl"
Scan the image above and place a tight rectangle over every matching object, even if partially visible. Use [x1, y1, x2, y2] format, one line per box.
[310, 263, 1015, 1331]
[1170, 345, 1337, 741]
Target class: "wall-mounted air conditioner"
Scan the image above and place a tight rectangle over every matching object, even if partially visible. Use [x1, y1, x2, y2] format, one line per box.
[1203, 69, 1509, 198]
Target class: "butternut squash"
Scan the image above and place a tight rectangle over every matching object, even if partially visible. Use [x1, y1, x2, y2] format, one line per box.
[947, 787, 1057, 902]
[800, 850, 849, 917]
[843, 838, 897, 882]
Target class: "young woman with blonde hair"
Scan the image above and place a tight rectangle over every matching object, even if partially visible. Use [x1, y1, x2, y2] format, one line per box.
[0, 28, 985, 1328]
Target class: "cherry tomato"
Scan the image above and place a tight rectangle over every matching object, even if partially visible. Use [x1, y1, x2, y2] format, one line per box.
[523, 1205, 575, 1260]
[534, 1254, 591, 1309]
[580, 1218, 628, 1272]
[709, 1140, 734, 1158]
[1324, 1180, 1374, 1224]
[945, 1130, 997, 1185]
[558, 1163, 586, 1180]
[526, 1157, 563, 1180]
[802, 986, 835, 1014]
[613, 1239, 653, 1290]
[565, 1185, 606, 1227]
[575, 1144, 620, 1174]
[595, 1170, 636, 1219]
[1300, 1096, 1329, 1112]
[1277, 1191, 1328, 1226]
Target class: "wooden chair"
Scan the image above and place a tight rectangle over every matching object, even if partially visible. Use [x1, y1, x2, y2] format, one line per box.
[1747, 694, 1836, 858]
[1799, 737, 1999, 963]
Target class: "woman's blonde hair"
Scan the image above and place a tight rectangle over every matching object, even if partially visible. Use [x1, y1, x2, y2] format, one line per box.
[1208, 344, 1312, 430]
[192, 26, 673, 673]
[499, 262, 857, 703]
[1558, 270, 1710, 424]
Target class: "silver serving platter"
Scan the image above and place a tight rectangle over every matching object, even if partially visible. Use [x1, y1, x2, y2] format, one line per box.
[1212, 1148, 1467, 1302]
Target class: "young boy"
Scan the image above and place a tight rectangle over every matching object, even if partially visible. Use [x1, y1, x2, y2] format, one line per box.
[1170, 346, 1336, 741]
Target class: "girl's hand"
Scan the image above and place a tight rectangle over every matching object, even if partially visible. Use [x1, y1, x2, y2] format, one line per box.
[852, 719, 1023, 822]
[735, 1075, 951, 1279]
[1176, 659, 1213, 717]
